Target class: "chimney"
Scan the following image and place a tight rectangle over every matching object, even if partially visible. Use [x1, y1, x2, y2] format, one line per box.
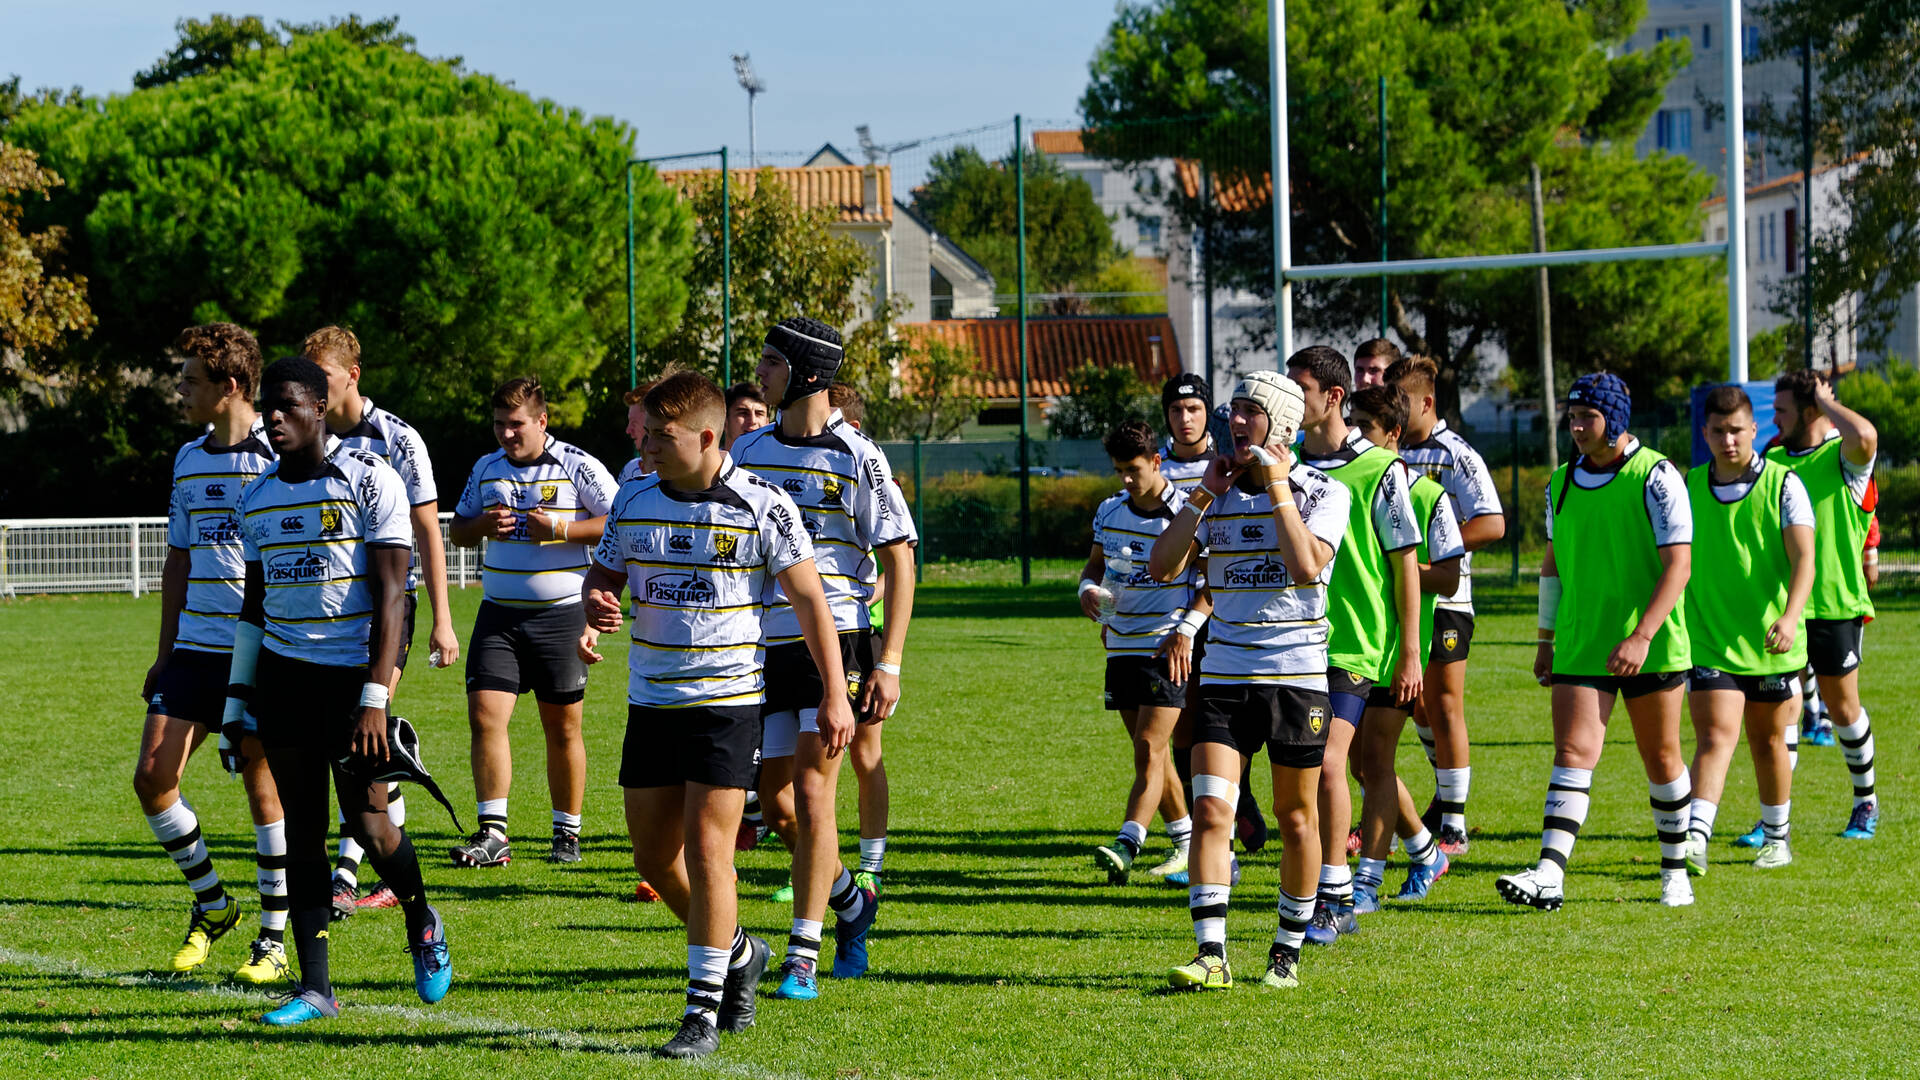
[862, 163, 880, 219]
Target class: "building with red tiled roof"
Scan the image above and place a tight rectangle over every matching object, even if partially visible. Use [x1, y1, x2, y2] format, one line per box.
[903, 315, 1183, 402]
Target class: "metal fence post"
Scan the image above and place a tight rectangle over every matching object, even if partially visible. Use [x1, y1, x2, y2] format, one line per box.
[913, 436, 925, 583]
[1015, 114, 1031, 585]
[129, 520, 141, 598]
[1510, 409, 1521, 587]
[721, 146, 733, 387]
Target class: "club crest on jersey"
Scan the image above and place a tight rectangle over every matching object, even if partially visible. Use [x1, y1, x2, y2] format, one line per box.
[644, 573, 716, 608]
[1442, 629, 1459, 652]
[821, 477, 844, 507]
[540, 482, 559, 503]
[847, 670, 863, 698]
[1308, 706, 1326, 734]
[1222, 557, 1289, 588]
[713, 533, 740, 563]
[319, 507, 343, 534]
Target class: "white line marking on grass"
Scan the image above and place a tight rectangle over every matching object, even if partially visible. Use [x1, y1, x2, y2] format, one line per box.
[0, 946, 808, 1080]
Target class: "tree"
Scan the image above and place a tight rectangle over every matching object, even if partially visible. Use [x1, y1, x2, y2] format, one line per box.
[842, 322, 986, 442]
[1081, 0, 1724, 417]
[1753, 1, 1919, 359]
[1045, 361, 1159, 439]
[0, 142, 93, 377]
[1838, 364, 1920, 466]
[913, 146, 1115, 297]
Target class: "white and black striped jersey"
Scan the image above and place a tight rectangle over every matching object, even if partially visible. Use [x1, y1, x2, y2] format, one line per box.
[165, 422, 275, 653]
[454, 434, 618, 608]
[1196, 465, 1350, 689]
[238, 437, 413, 667]
[592, 455, 815, 709]
[729, 415, 917, 643]
[1092, 485, 1201, 658]
[333, 398, 436, 590]
[1159, 438, 1218, 496]
[1399, 420, 1501, 613]
[617, 457, 648, 486]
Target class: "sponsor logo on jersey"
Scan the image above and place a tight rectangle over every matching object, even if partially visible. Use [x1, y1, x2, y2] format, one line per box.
[318, 507, 343, 535]
[713, 533, 740, 563]
[1240, 524, 1264, 541]
[821, 477, 844, 507]
[265, 550, 329, 584]
[782, 477, 806, 495]
[198, 516, 241, 545]
[1308, 706, 1325, 734]
[636, 533, 654, 554]
[205, 482, 227, 499]
[540, 482, 559, 503]
[644, 573, 717, 608]
[279, 515, 306, 534]
[1128, 540, 1146, 555]
[767, 502, 804, 559]
[1760, 675, 1787, 692]
[1222, 557, 1289, 588]
[1692, 666, 1722, 680]
[668, 534, 693, 553]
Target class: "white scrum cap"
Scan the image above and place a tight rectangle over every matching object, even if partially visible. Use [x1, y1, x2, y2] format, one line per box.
[1231, 371, 1306, 447]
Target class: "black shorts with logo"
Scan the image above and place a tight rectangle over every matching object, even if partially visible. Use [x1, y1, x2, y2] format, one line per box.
[1687, 667, 1797, 703]
[148, 647, 231, 728]
[1193, 683, 1332, 769]
[465, 600, 589, 705]
[1104, 655, 1185, 710]
[1327, 666, 1374, 727]
[1364, 681, 1417, 713]
[1429, 609, 1474, 663]
[620, 703, 762, 789]
[1806, 617, 1865, 678]
[1551, 670, 1686, 699]
[248, 648, 368, 751]
[762, 630, 874, 720]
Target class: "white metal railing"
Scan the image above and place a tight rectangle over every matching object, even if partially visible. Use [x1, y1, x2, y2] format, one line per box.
[0, 514, 483, 598]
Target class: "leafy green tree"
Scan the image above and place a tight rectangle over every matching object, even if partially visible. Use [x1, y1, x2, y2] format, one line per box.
[913, 146, 1115, 297]
[1081, 0, 1723, 416]
[1046, 360, 1159, 439]
[1838, 364, 1920, 466]
[0, 142, 92, 376]
[843, 326, 986, 442]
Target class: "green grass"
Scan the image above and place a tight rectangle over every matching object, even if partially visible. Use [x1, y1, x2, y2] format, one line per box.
[2, 575, 1916, 1078]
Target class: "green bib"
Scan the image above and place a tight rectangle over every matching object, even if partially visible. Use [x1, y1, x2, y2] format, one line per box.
[1547, 447, 1690, 676]
[1376, 475, 1447, 684]
[1685, 458, 1806, 676]
[1764, 438, 1874, 620]
[1322, 444, 1400, 677]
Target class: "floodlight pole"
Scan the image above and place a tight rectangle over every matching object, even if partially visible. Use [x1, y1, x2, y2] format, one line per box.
[1725, 0, 1748, 382]
[1270, 0, 1293, 361]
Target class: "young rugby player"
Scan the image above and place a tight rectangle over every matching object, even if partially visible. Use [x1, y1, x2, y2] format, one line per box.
[1351, 338, 1402, 388]
[580, 370, 851, 1059]
[1760, 370, 1881, 840]
[724, 382, 771, 449]
[1681, 386, 1813, 872]
[1290, 346, 1423, 945]
[1150, 369, 1348, 991]
[621, 382, 658, 486]
[1344, 386, 1465, 910]
[825, 382, 891, 891]
[136, 324, 289, 982]
[449, 377, 618, 866]
[1080, 420, 1198, 883]
[226, 357, 450, 1025]
[1388, 356, 1505, 853]
[729, 318, 917, 1001]
[301, 327, 457, 915]
[1498, 372, 1695, 911]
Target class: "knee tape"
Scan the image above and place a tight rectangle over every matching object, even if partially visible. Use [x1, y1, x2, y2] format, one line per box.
[1192, 773, 1241, 812]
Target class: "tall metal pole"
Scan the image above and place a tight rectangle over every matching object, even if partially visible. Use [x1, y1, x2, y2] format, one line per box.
[1202, 165, 1215, 389]
[1270, 0, 1293, 360]
[1530, 160, 1557, 472]
[626, 164, 638, 389]
[721, 146, 733, 387]
[1725, 0, 1749, 381]
[747, 96, 757, 169]
[1015, 115, 1032, 585]
[1802, 37, 1814, 370]
[1378, 74, 1389, 338]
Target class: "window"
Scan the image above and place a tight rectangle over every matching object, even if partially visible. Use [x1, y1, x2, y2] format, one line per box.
[1656, 26, 1690, 43]
[1785, 207, 1797, 273]
[1702, 23, 1711, 50]
[1078, 170, 1104, 200]
[1704, 109, 1713, 133]
[1655, 109, 1693, 151]
[1743, 25, 1761, 59]
[1137, 215, 1162, 247]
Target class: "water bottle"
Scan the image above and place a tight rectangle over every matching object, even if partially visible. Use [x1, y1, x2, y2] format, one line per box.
[1099, 554, 1131, 625]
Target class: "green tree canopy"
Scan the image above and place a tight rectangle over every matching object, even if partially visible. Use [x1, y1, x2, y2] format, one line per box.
[0, 141, 93, 372]
[912, 146, 1115, 297]
[1081, 0, 1725, 416]
[1046, 361, 1159, 440]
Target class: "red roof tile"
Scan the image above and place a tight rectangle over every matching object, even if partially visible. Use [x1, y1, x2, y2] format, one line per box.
[903, 316, 1183, 399]
[1032, 129, 1088, 156]
[654, 164, 892, 223]
[1174, 160, 1272, 212]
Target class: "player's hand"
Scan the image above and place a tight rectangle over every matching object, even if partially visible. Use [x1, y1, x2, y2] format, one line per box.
[483, 506, 518, 539]
[1812, 374, 1839, 411]
[142, 656, 167, 703]
[1157, 632, 1192, 686]
[1533, 642, 1553, 687]
[352, 706, 390, 762]
[430, 620, 460, 668]
[1252, 441, 1294, 492]
[586, 588, 625, 633]
[1079, 586, 1104, 621]
[1606, 632, 1650, 677]
[1200, 453, 1238, 496]
[577, 626, 604, 665]
[1391, 651, 1422, 707]
[218, 720, 247, 777]
[815, 692, 856, 756]
[861, 668, 901, 723]
[1765, 616, 1798, 655]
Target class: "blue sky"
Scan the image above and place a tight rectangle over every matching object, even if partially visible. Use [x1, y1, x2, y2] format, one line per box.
[5, 2, 1119, 159]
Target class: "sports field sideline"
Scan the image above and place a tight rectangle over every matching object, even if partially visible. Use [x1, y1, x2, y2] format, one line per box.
[3, 563, 1915, 1078]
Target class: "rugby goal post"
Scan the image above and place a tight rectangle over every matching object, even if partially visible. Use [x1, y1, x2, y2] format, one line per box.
[1267, 0, 1750, 381]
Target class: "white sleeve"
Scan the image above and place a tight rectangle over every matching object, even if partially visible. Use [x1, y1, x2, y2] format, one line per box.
[761, 488, 816, 578]
[453, 460, 485, 518]
[1644, 460, 1692, 546]
[1780, 472, 1816, 530]
[591, 491, 627, 573]
[167, 474, 191, 550]
[1425, 495, 1466, 564]
[362, 466, 414, 548]
[1373, 461, 1423, 553]
[618, 458, 644, 486]
[1448, 440, 1503, 521]
[855, 445, 917, 548]
[390, 423, 438, 506]
[574, 451, 619, 517]
[239, 488, 263, 562]
[1840, 447, 1875, 506]
[1300, 477, 1351, 554]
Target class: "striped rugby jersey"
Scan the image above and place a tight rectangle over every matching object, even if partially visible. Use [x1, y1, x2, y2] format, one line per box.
[1398, 419, 1501, 613]
[238, 437, 413, 667]
[166, 422, 275, 653]
[617, 457, 648, 486]
[729, 413, 917, 643]
[1092, 485, 1201, 658]
[333, 398, 436, 590]
[454, 434, 617, 607]
[1196, 464, 1350, 689]
[1159, 438, 1218, 496]
[592, 455, 814, 709]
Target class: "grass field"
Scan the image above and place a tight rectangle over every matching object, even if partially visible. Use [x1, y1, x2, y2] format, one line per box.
[3, 565, 1917, 1079]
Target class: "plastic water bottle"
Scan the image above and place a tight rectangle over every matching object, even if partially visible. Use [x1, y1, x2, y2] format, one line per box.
[1099, 555, 1131, 625]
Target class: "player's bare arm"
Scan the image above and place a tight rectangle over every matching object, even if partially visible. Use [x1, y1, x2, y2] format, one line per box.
[862, 541, 915, 721]
[1457, 511, 1506, 552]
[1813, 376, 1878, 466]
[356, 544, 411, 762]
[1535, 543, 1559, 686]
[780, 558, 854, 754]
[1770, 523, 1816, 655]
[1388, 543, 1422, 705]
[410, 501, 460, 668]
[144, 547, 192, 701]
[1078, 543, 1107, 619]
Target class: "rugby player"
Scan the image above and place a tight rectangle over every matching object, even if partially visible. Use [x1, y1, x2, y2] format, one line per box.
[1352, 338, 1402, 388]
[616, 378, 667, 903]
[1760, 370, 1880, 840]
[1389, 356, 1505, 853]
[136, 323, 289, 982]
[1080, 420, 1198, 883]
[579, 370, 850, 1059]
[1498, 372, 1695, 911]
[729, 318, 917, 1002]
[724, 382, 771, 449]
[824, 382, 890, 891]
[227, 357, 450, 1025]
[449, 377, 618, 866]
[1344, 386, 1465, 910]
[1681, 386, 1813, 872]
[301, 327, 458, 915]
[1149, 369, 1347, 991]
[1290, 345, 1422, 944]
